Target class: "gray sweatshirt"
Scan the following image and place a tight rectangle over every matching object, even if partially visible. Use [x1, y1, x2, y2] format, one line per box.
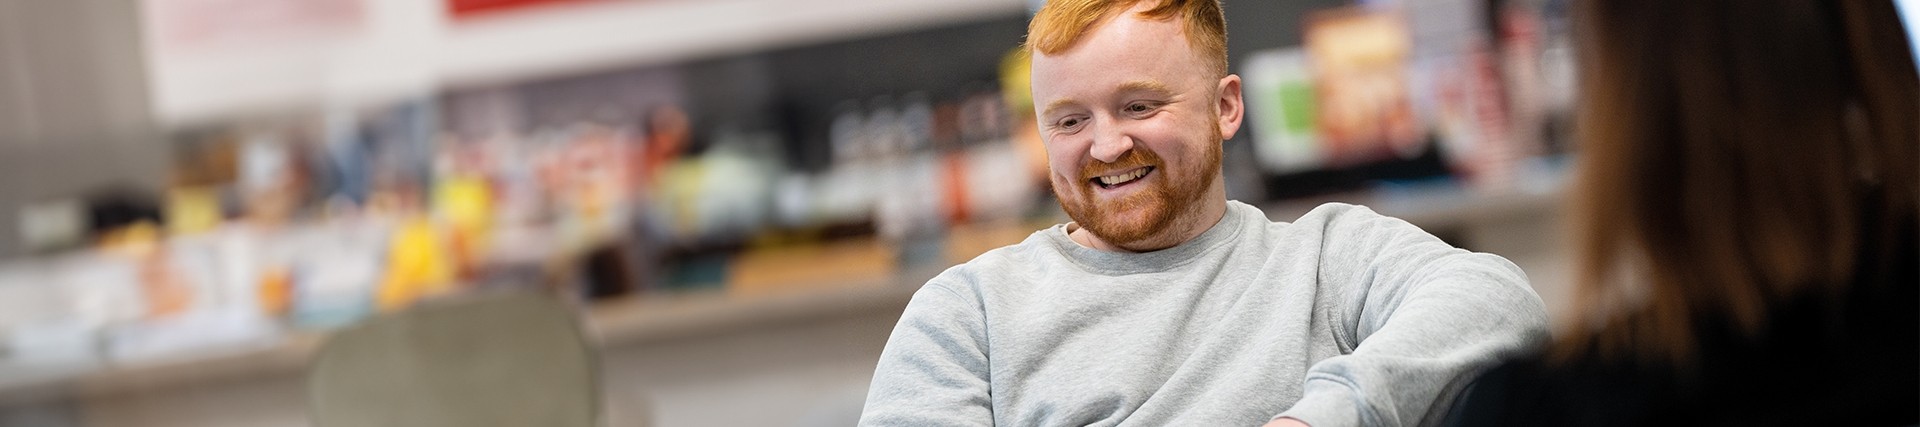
[859, 201, 1548, 427]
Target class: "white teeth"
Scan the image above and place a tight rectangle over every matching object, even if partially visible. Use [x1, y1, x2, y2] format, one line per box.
[1096, 168, 1150, 186]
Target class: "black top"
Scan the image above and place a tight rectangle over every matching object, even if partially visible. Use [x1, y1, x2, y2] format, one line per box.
[1444, 228, 1918, 426]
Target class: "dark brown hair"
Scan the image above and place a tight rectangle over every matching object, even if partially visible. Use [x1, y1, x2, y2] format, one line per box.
[1561, 0, 1919, 364]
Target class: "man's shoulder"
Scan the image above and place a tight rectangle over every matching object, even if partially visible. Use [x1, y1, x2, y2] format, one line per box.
[1258, 201, 1422, 238]
[941, 226, 1053, 273]
[1272, 201, 1388, 224]
[920, 226, 1061, 294]
[1232, 200, 1398, 236]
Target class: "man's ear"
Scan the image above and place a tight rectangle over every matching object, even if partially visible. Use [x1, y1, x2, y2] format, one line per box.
[1216, 74, 1245, 141]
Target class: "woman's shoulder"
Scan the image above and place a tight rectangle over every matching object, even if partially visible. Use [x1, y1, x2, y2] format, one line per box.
[1446, 280, 1919, 427]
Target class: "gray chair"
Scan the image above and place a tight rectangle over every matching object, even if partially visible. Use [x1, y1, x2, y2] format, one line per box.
[308, 293, 600, 427]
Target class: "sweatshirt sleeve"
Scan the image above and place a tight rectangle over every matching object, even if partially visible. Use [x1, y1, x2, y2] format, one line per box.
[859, 280, 994, 426]
[1275, 204, 1549, 427]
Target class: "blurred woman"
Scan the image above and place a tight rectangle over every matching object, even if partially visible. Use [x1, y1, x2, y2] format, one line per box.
[1445, 1, 1917, 425]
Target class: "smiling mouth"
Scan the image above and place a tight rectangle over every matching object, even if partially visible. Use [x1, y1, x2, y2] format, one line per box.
[1090, 166, 1154, 189]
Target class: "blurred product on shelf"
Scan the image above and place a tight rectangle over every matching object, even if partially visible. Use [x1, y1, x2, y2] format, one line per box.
[998, 48, 1052, 187]
[1305, 7, 1423, 165]
[1243, 48, 1321, 174]
[375, 211, 456, 312]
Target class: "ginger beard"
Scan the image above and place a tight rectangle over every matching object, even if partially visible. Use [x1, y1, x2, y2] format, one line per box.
[1053, 116, 1223, 247]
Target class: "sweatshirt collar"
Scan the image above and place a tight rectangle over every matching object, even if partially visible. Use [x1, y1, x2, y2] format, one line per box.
[1045, 200, 1253, 275]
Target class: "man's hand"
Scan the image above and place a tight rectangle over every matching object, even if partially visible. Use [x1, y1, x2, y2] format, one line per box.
[1261, 417, 1310, 427]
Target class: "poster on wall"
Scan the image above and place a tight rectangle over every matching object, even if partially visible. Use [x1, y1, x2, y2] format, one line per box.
[1303, 7, 1422, 167]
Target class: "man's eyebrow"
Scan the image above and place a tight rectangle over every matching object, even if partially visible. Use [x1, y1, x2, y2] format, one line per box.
[1042, 98, 1081, 119]
[1116, 80, 1175, 95]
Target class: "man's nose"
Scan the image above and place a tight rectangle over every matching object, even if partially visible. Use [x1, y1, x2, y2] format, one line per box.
[1088, 122, 1133, 163]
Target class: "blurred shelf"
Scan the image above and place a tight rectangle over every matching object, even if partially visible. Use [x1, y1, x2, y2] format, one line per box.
[0, 333, 321, 407]
[589, 269, 934, 346]
[0, 176, 1567, 406]
[150, 0, 1027, 127]
[0, 279, 924, 406]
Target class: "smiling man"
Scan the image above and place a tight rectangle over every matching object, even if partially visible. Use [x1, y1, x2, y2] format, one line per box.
[857, 1, 1547, 426]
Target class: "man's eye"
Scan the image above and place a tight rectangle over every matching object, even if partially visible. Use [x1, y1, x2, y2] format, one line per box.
[1126, 103, 1156, 114]
[1060, 118, 1082, 128]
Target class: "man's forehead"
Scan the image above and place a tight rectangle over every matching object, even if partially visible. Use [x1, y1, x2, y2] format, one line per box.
[1030, 15, 1200, 111]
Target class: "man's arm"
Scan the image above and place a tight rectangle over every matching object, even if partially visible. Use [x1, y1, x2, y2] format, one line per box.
[858, 281, 993, 426]
[1275, 204, 1550, 427]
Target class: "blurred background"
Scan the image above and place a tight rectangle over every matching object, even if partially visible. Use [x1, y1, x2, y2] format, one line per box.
[0, 0, 1595, 425]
